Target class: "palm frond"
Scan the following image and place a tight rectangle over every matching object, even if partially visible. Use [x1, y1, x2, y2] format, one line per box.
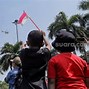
[69, 14, 79, 24]
[13, 42, 21, 53]
[0, 42, 21, 73]
[0, 54, 11, 71]
[83, 13, 89, 21]
[79, 0, 89, 10]
[0, 43, 14, 54]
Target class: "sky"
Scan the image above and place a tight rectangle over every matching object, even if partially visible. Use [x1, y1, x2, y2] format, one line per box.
[0, 0, 87, 81]
[0, 0, 85, 48]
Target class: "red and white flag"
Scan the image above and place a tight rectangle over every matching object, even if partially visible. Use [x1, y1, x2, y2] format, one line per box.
[18, 11, 40, 30]
[18, 12, 28, 25]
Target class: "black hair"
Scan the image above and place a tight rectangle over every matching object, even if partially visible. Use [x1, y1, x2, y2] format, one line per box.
[52, 30, 76, 52]
[27, 30, 43, 47]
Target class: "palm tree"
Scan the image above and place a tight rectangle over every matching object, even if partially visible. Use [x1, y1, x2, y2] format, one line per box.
[79, 0, 89, 10]
[48, 12, 88, 39]
[47, 11, 89, 61]
[48, 12, 70, 39]
[79, 0, 89, 32]
[78, 0, 89, 62]
[82, 13, 89, 37]
[0, 42, 22, 73]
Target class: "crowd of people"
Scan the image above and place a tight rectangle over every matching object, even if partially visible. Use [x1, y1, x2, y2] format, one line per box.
[5, 29, 89, 89]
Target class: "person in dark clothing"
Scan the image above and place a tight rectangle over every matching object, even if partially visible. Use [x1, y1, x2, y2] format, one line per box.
[19, 30, 51, 89]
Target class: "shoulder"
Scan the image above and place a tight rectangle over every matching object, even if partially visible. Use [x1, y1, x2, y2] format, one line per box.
[72, 53, 85, 61]
[40, 48, 51, 57]
[20, 48, 29, 54]
[38, 48, 51, 61]
[6, 70, 15, 77]
[51, 53, 61, 59]
[7, 70, 13, 75]
[39, 48, 50, 54]
[19, 48, 29, 57]
[72, 53, 87, 65]
[49, 53, 63, 63]
[49, 54, 58, 62]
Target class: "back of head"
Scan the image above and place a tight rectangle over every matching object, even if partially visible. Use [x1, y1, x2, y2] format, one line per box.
[27, 30, 43, 47]
[52, 29, 76, 52]
[11, 57, 21, 66]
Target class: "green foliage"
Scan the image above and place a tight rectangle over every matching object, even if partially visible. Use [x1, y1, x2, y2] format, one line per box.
[0, 42, 21, 73]
[79, 0, 89, 10]
[0, 81, 9, 89]
[47, 11, 89, 62]
[0, 43, 14, 54]
[47, 11, 89, 39]
[78, 0, 89, 38]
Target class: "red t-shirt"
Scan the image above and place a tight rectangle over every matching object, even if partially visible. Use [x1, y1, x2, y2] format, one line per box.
[48, 52, 89, 89]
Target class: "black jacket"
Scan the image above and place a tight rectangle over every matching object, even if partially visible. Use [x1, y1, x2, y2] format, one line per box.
[19, 47, 51, 82]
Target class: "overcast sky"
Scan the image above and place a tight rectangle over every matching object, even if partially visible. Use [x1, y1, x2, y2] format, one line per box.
[0, 0, 85, 47]
[0, 0, 87, 81]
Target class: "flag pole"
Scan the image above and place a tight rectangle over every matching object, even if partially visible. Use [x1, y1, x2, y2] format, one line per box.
[18, 11, 41, 31]
[12, 20, 19, 43]
[28, 16, 40, 31]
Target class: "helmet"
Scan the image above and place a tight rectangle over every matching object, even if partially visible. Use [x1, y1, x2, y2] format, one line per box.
[52, 30, 75, 52]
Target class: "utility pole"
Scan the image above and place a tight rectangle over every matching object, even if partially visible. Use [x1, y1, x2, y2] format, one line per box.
[12, 20, 19, 43]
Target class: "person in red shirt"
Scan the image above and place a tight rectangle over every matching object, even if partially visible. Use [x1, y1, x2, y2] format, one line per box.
[48, 29, 89, 89]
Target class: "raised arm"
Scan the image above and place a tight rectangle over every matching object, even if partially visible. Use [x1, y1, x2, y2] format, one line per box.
[41, 30, 51, 50]
[43, 36, 51, 50]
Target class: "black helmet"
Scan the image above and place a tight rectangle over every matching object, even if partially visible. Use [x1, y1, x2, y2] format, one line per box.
[52, 30, 75, 52]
